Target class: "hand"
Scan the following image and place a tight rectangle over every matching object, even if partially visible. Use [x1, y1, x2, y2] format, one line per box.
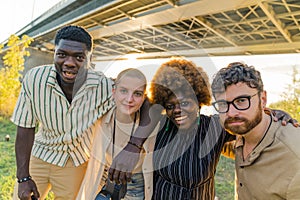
[18, 180, 39, 200]
[108, 143, 142, 184]
[266, 108, 299, 127]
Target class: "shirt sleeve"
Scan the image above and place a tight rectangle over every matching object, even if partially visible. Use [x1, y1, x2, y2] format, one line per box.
[97, 75, 115, 118]
[11, 72, 37, 128]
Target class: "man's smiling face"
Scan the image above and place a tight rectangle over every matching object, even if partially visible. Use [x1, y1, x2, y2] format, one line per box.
[54, 39, 90, 84]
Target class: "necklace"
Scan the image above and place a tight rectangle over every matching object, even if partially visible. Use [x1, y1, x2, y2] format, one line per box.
[243, 117, 272, 159]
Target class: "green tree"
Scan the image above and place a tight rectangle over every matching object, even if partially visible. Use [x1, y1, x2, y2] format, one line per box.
[269, 66, 300, 121]
[0, 34, 33, 118]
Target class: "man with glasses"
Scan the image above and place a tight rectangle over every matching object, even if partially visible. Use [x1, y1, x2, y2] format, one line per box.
[211, 62, 300, 199]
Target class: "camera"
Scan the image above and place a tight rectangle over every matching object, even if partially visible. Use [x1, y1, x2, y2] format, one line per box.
[31, 195, 38, 200]
[95, 179, 127, 200]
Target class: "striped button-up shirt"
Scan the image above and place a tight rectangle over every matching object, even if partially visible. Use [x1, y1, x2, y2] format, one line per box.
[153, 115, 230, 200]
[11, 65, 114, 167]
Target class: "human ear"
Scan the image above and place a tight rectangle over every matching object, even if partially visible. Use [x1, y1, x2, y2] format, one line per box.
[261, 90, 267, 108]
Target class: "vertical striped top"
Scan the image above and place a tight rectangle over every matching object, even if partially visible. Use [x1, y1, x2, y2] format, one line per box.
[152, 115, 230, 200]
[11, 65, 114, 167]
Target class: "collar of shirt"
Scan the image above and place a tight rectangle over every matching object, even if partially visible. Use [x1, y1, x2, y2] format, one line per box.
[235, 120, 280, 166]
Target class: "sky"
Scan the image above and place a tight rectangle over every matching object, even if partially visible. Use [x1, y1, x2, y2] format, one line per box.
[1, 0, 300, 107]
[96, 53, 300, 107]
[0, 0, 61, 42]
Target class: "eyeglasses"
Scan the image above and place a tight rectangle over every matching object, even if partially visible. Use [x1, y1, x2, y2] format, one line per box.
[212, 92, 259, 113]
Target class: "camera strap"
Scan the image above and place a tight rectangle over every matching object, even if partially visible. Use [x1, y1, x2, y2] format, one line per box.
[112, 112, 137, 157]
[101, 112, 137, 200]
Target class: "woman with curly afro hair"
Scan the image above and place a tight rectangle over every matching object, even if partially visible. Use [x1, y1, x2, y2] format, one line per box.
[103, 58, 292, 200]
[147, 58, 233, 199]
[146, 58, 293, 200]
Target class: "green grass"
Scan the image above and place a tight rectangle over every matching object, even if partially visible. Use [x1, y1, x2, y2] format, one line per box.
[0, 116, 17, 199]
[0, 117, 235, 199]
[215, 155, 235, 200]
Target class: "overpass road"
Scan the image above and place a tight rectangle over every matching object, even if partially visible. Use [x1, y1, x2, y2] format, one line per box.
[6, 0, 300, 61]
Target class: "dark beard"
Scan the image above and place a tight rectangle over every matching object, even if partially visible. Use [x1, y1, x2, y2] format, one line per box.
[224, 105, 263, 135]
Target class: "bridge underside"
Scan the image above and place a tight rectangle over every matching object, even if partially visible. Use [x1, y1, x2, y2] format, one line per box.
[10, 0, 300, 62]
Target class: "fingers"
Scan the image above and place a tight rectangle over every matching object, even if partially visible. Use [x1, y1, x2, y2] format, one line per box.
[108, 167, 133, 184]
[279, 116, 300, 127]
[281, 120, 287, 126]
[113, 169, 120, 184]
[18, 180, 40, 200]
[31, 195, 38, 200]
[109, 167, 122, 184]
[119, 171, 127, 184]
[18, 190, 31, 200]
[108, 167, 115, 182]
[32, 187, 40, 200]
[291, 119, 300, 127]
[126, 172, 132, 182]
[18, 183, 31, 200]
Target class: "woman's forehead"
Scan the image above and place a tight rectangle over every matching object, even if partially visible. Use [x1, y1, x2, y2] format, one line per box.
[116, 76, 146, 89]
[168, 92, 196, 101]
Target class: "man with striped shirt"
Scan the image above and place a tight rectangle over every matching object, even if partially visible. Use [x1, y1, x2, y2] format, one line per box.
[11, 25, 115, 200]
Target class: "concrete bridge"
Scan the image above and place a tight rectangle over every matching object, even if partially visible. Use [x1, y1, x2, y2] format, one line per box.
[2, 0, 300, 70]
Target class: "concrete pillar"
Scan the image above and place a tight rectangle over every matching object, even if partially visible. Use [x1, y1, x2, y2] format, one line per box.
[23, 47, 53, 74]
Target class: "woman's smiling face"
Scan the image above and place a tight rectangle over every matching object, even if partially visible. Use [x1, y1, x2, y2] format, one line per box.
[165, 92, 199, 130]
[113, 76, 146, 117]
